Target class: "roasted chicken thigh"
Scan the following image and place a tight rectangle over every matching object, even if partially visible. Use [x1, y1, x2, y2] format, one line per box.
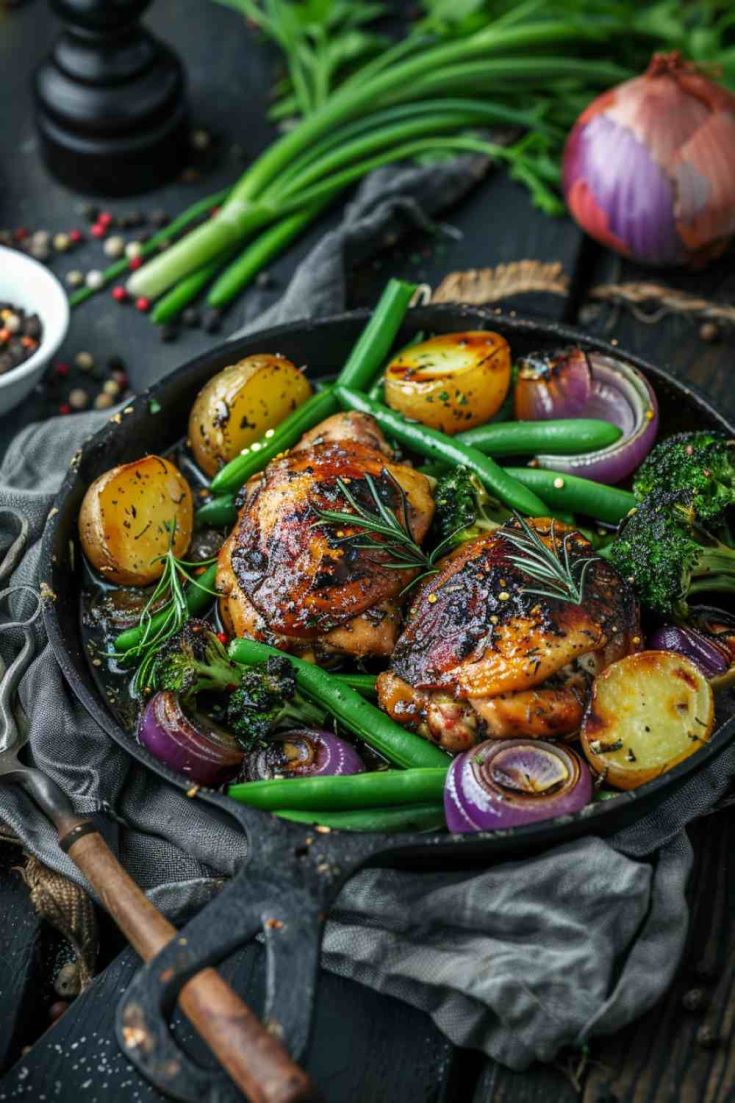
[217, 412, 434, 659]
[377, 520, 641, 752]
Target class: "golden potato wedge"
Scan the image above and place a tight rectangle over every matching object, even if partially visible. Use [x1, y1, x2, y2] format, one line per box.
[581, 651, 714, 791]
[188, 354, 312, 476]
[79, 456, 193, 585]
[383, 331, 510, 434]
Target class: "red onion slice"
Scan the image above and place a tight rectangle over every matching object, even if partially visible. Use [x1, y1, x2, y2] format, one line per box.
[515, 346, 592, 421]
[648, 625, 732, 680]
[444, 739, 592, 833]
[138, 691, 244, 786]
[244, 728, 365, 781]
[517, 348, 659, 486]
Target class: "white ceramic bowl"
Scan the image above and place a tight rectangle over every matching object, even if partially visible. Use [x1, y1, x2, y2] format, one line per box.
[0, 245, 70, 415]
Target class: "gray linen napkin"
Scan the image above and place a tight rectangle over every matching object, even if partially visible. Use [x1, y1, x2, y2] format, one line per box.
[1, 162, 735, 1071]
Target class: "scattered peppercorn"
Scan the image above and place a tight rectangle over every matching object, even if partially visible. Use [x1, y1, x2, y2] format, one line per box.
[66, 270, 84, 288]
[128, 256, 143, 271]
[74, 351, 94, 372]
[696, 1023, 720, 1049]
[181, 306, 201, 328]
[202, 307, 223, 334]
[135, 296, 151, 313]
[159, 323, 178, 342]
[103, 235, 125, 259]
[111, 286, 128, 303]
[93, 392, 114, 410]
[149, 209, 170, 227]
[681, 987, 708, 1012]
[85, 270, 104, 290]
[699, 322, 720, 343]
[68, 387, 89, 410]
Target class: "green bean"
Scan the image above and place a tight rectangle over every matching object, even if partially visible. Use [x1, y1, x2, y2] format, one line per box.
[114, 563, 218, 654]
[210, 387, 338, 495]
[334, 278, 418, 392]
[195, 495, 238, 529]
[457, 418, 621, 456]
[335, 387, 548, 516]
[229, 637, 449, 769]
[336, 672, 377, 696]
[505, 466, 636, 524]
[228, 767, 447, 811]
[209, 278, 418, 495]
[274, 803, 446, 832]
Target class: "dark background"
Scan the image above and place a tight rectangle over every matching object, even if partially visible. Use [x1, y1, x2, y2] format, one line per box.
[0, 2, 734, 1101]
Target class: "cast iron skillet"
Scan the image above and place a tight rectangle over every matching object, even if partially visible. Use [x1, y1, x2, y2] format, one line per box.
[41, 306, 735, 1103]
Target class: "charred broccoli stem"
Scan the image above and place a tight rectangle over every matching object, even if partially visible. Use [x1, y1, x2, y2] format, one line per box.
[608, 491, 735, 618]
[432, 465, 508, 545]
[151, 620, 325, 750]
[633, 431, 735, 526]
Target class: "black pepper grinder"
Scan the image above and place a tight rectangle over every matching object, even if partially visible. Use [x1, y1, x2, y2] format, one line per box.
[34, 0, 190, 196]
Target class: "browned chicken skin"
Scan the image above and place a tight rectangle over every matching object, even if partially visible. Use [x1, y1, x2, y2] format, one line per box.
[217, 412, 434, 660]
[377, 521, 641, 752]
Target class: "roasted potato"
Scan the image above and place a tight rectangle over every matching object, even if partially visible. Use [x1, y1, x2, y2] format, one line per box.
[580, 651, 714, 790]
[188, 354, 312, 476]
[79, 456, 193, 585]
[383, 331, 511, 434]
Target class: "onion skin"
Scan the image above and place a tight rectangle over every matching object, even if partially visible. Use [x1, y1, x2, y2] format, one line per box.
[138, 692, 244, 786]
[516, 347, 658, 485]
[444, 739, 592, 834]
[563, 52, 735, 267]
[515, 347, 591, 422]
[243, 728, 365, 781]
[648, 624, 732, 681]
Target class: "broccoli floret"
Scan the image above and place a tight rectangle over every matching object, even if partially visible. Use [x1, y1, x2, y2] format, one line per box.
[608, 490, 735, 617]
[226, 654, 325, 749]
[433, 466, 508, 544]
[151, 622, 325, 751]
[151, 619, 239, 697]
[633, 431, 735, 525]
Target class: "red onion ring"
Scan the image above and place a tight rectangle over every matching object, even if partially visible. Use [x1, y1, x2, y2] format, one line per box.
[516, 348, 659, 486]
[444, 739, 592, 833]
[138, 691, 244, 785]
[244, 728, 365, 781]
[648, 622, 734, 685]
[515, 347, 592, 421]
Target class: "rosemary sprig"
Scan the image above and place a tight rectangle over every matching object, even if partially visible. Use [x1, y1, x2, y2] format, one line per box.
[312, 469, 456, 588]
[503, 514, 598, 605]
[114, 526, 218, 695]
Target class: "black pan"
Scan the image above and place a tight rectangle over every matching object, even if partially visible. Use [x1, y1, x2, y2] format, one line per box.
[40, 306, 735, 1102]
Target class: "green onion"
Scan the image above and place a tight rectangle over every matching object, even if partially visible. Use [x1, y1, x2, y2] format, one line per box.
[228, 767, 447, 811]
[229, 636, 449, 770]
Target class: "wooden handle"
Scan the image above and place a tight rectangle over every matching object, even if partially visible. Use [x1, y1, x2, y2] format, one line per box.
[62, 824, 318, 1103]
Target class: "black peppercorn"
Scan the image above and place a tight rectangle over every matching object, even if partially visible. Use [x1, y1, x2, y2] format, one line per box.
[159, 324, 179, 343]
[681, 987, 708, 1012]
[696, 1023, 720, 1048]
[202, 307, 223, 334]
[181, 306, 201, 328]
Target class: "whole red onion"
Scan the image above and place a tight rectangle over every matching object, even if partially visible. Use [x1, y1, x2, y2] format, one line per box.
[563, 52, 735, 266]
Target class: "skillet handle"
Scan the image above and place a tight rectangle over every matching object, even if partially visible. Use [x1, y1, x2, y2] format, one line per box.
[59, 819, 319, 1103]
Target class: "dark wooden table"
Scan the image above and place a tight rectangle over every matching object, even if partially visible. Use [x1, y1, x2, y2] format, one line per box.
[1, 3, 734, 1101]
